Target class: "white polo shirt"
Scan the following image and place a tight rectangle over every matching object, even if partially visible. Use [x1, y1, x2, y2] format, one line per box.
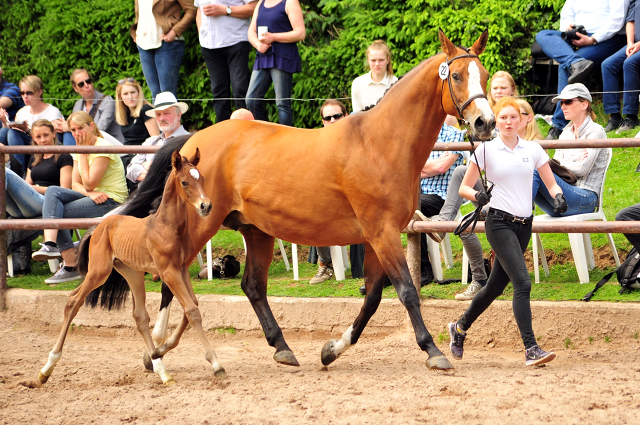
[350, 72, 398, 113]
[471, 135, 549, 218]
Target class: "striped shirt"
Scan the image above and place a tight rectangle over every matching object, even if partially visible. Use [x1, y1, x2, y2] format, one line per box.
[196, 0, 254, 49]
[420, 124, 464, 200]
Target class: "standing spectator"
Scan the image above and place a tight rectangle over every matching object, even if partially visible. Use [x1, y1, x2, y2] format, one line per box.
[245, 0, 305, 126]
[535, 0, 626, 140]
[0, 65, 25, 121]
[488, 71, 519, 108]
[196, 0, 257, 122]
[602, 0, 640, 133]
[130, 0, 196, 99]
[351, 40, 398, 113]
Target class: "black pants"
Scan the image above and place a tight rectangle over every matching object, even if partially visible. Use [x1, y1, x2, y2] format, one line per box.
[616, 203, 640, 253]
[458, 211, 537, 349]
[419, 194, 444, 283]
[201, 41, 251, 123]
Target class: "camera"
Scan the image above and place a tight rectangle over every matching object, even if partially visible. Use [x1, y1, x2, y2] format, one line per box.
[561, 25, 587, 42]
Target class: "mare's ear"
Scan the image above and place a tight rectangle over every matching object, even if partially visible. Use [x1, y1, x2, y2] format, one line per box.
[172, 150, 183, 171]
[438, 28, 457, 57]
[470, 29, 488, 56]
[189, 147, 201, 167]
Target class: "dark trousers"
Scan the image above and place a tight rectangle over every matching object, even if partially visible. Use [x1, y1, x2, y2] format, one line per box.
[201, 41, 251, 123]
[616, 203, 640, 253]
[458, 211, 537, 349]
[420, 194, 444, 283]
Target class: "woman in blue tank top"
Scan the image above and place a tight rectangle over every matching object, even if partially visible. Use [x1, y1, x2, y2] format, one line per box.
[246, 0, 305, 126]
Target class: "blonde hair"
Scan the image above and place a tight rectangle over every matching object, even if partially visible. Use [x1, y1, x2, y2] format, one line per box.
[492, 96, 521, 117]
[19, 75, 44, 94]
[367, 40, 393, 78]
[578, 97, 597, 121]
[67, 111, 103, 139]
[115, 80, 151, 126]
[488, 71, 519, 107]
[516, 99, 543, 141]
[30, 119, 59, 167]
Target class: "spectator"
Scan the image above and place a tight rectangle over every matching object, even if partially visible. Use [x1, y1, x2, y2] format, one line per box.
[245, 0, 305, 126]
[616, 203, 640, 252]
[535, 0, 626, 140]
[0, 65, 25, 121]
[488, 71, 519, 108]
[126, 92, 190, 184]
[32, 112, 128, 284]
[4, 119, 72, 218]
[310, 99, 349, 284]
[130, 0, 196, 99]
[0, 75, 65, 173]
[53, 69, 125, 144]
[602, 0, 640, 133]
[516, 99, 544, 141]
[351, 40, 398, 113]
[196, 0, 257, 122]
[532, 83, 611, 217]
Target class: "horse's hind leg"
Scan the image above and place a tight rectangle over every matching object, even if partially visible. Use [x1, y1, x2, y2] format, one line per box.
[240, 227, 299, 366]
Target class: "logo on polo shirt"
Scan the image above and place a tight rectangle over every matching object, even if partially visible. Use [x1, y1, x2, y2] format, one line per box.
[522, 157, 529, 162]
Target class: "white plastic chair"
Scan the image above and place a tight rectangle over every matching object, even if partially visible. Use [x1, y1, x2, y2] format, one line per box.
[291, 244, 349, 281]
[531, 151, 620, 284]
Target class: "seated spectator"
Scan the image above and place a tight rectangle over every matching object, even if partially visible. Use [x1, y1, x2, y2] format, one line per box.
[0, 75, 65, 174]
[602, 0, 640, 133]
[0, 64, 25, 121]
[53, 69, 125, 144]
[32, 112, 128, 284]
[126, 92, 190, 184]
[5, 119, 72, 218]
[488, 71, 519, 108]
[532, 83, 610, 217]
[351, 40, 398, 113]
[535, 0, 626, 140]
[616, 203, 640, 253]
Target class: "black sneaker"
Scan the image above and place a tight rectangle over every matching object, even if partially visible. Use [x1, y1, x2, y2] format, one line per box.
[604, 117, 622, 133]
[525, 345, 556, 366]
[448, 322, 466, 359]
[567, 59, 594, 84]
[616, 117, 640, 133]
[544, 126, 562, 140]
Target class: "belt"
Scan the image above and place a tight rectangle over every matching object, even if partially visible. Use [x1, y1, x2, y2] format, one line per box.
[488, 208, 533, 225]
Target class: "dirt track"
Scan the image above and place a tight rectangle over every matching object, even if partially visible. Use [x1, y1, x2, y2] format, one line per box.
[2, 301, 640, 425]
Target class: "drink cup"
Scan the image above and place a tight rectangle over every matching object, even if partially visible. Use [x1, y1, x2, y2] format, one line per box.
[258, 26, 268, 40]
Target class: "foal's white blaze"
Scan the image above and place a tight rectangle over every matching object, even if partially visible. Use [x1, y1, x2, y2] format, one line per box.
[189, 169, 200, 180]
[332, 325, 354, 357]
[467, 62, 493, 118]
[40, 351, 62, 377]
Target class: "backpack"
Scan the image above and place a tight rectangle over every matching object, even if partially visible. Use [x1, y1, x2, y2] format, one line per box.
[198, 255, 241, 280]
[582, 248, 640, 301]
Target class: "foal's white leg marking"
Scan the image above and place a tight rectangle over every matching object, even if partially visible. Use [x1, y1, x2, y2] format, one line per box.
[467, 62, 493, 118]
[152, 301, 172, 347]
[40, 351, 62, 379]
[152, 357, 175, 384]
[330, 325, 354, 358]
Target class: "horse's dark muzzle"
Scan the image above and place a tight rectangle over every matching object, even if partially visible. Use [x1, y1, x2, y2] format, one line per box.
[473, 116, 495, 140]
[199, 202, 212, 217]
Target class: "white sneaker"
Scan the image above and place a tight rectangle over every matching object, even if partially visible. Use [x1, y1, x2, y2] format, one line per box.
[310, 264, 334, 284]
[44, 267, 82, 284]
[32, 243, 61, 261]
[455, 280, 482, 301]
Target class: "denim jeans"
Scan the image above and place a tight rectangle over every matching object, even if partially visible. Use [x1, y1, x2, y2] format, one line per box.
[246, 67, 294, 126]
[201, 42, 251, 123]
[616, 202, 640, 253]
[532, 170, 597, 217]
[1, 128, 32, 173]
[601, 46, 640, 115]
[42, 186, 120, 252]
[535, 30, 626, 129]
[138, 40, 185, 99]
[57, 132, 76, 146]
[458, 211, 537, 349]
[5, 167, 44, 218]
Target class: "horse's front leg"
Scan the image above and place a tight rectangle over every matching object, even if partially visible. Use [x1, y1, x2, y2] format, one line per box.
[240, 228, 299, 367]
[143, 282, 174, 371]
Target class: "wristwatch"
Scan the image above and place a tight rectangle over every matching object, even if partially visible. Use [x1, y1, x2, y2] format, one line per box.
[226, 5, 232, 15]
[591, 36, 598, 45]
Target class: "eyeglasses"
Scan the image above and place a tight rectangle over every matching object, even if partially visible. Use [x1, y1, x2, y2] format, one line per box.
[118, 78, 136, 85]
[520, 112, 530, 116]
[560, 99, 575, 106]
[76, 78, 92, 88]
[322, 112, 344, 121]
[19, 91, 35, 96]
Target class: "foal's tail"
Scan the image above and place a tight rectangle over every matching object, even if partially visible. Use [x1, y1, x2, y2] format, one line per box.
[78, 227, 130, 311]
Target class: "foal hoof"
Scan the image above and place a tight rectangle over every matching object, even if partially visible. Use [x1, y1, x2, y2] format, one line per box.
[143, 350, 154, 372]
[38, 372, 50, 384]
[426, 355, 454, 370]
[321, 341, 338, 366]
[273, 350, 300, 366]
[214, 368, 228, 379]
[164, 377, 176, 386]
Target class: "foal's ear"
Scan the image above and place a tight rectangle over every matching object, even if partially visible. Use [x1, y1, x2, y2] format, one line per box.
[189, 147, 201, 167]
[470, 29, 488, 56]
[438, 28, 457, 58]
[172, 150, 183, 171]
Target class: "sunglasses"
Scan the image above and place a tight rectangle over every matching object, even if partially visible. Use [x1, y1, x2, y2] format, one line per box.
[118, 77, 136, 85]
[520, 112, 530, 116]
[76, 78, 93, 88]
[322, 112, 344, 121]
[560, 99, 575, 106]
[19, 91, 35, 96]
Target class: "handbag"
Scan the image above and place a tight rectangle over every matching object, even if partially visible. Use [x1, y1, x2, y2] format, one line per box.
[548, 158, 577, 185]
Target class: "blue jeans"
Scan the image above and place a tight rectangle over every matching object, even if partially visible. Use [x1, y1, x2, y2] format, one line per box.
[532, 170, 598, 217]
[602, 47, 640, 115]
[42, 186, 120, 252]
[5, 167, 44, 218]
[246, 67, 294, 126]
[137, 40, 185, 99]
[535, 30, 626, 129]
[58, 132, 76, 146]
[1, 128, 32, 173]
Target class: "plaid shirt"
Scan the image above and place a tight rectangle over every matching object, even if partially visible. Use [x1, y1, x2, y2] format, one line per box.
[420, 124, 464, 199]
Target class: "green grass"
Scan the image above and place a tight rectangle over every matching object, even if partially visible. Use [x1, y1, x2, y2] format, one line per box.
[6, 99, 640, 303]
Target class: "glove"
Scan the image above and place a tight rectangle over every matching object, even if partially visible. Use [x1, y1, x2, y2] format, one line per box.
[553, 193, 568, 214]
[475, 189, 492, 207]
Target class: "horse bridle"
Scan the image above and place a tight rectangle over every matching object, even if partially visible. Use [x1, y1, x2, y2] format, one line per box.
[440, 51, 488, 125]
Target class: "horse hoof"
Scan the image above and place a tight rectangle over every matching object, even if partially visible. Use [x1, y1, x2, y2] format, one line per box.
[321, 341, 338, 366]
[164, 377, 176, 385]
[273, 350, 300, 366]
[426, 355, 455, 370]
[214, 368, 228, 379]
[37, 372, 50, 384]
[143, 350, 154, 372]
